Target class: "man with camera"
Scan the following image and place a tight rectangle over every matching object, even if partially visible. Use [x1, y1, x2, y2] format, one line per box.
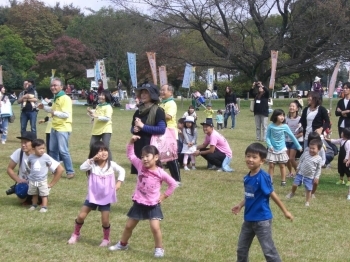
[6, 131, 63, 204]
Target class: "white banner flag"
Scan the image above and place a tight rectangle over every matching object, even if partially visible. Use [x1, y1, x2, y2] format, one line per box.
[207, 68, 214, 90]
[328, 62, 341, 97]
[182, 63, 192, 89]
[159, 66, 168, 87]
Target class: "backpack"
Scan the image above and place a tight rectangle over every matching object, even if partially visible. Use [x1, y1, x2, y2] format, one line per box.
[326, 140, 338, 156]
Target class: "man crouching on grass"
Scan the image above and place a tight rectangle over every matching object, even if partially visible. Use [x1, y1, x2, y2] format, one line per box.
[232, 142, 293, 262]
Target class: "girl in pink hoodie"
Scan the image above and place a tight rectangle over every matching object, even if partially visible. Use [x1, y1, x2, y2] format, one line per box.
[109, 135, 177, 258]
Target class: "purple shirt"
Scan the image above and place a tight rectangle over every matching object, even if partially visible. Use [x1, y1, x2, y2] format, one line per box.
[203, 129, 232, 158]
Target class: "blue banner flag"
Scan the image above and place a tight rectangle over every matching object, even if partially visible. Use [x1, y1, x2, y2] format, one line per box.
[127, 52, 137, 87]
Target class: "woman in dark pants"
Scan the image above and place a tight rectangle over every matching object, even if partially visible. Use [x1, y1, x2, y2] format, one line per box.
[224, 86, 237, 129]
[335, 82, 350, 138]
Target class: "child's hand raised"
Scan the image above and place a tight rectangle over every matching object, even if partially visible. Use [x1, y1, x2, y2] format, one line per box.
[130, 135, 141, 143]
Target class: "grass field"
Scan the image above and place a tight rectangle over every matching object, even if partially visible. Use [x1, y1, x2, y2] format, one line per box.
[0, 97, 349, 262]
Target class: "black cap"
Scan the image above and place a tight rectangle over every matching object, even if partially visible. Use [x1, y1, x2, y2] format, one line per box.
[16, 131, 37, 141]
[136, 83, 160, 101]
[200, 120, 214, 127]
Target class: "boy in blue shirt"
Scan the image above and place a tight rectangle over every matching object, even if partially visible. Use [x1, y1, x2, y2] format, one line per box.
[232, 142, 293, 262]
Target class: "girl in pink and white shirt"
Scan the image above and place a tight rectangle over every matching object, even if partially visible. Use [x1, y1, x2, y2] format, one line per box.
[109, 135, 177, 258]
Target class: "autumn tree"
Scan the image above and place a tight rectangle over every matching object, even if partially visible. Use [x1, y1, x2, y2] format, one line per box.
[111, 0, 350, 82]
[6, 0, 63, 54]
[50, 3, 84, 30]
[35, 35, 96, 84]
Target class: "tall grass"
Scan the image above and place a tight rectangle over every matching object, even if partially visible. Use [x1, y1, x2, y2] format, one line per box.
[0, 97, 348, 262]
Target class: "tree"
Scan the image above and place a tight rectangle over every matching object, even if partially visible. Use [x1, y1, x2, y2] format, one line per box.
[111, 0, 350, 82]
[35, 35, 96, 84]
[7, 0, 63, 54]
[50, 2, 84, 30]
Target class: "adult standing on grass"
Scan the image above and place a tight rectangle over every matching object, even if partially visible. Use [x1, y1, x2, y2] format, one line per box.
[6, 131, 64, 204]
[39, 78, 75, 179]
[130, 83, 166, 174]
[232, 143, 293, 262]
[194, 119, 234, 172]
[17, 80, 38, 136]
[223, 86, 237, 129]
[0, 85, 13, 144]
[159, 84, 181, 183]
[250, 81, 269, 141]
[335, 82, 350, 138]
[87, 90, 113, 154]
[300, 91, 330, 148]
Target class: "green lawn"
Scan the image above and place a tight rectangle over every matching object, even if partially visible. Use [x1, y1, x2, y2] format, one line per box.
[0, 97, 348, 262]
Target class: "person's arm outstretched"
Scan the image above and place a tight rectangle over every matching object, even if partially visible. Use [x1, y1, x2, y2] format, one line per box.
[270, 191, 294, 221]
[127, 135, 143, 170]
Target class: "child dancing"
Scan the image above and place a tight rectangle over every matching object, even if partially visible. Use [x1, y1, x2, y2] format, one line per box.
[67, 141, 125, 246]
[182, 116, 197, 170]
[266, 109, 302, 186]
[109, 135, 177, 258]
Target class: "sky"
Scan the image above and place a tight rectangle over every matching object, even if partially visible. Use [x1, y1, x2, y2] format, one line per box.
[0, 0, 117, 14]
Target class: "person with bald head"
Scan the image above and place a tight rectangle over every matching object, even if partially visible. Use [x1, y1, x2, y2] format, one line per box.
[159, 84, 181, 185]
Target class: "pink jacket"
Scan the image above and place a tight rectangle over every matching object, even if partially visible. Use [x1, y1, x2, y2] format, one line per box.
[127, 144, 177, 206]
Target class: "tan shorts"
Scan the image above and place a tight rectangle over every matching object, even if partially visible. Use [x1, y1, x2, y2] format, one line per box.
[28, 180, 49, 196]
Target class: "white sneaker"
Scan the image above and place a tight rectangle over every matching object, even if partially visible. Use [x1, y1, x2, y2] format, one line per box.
[286, 193, 294, 199]
[191, 166, 196, 170]
[305, 202, 310, 207]
[39, 207, 48, 213]
[1, 141, 5, 144]
[311, 194, 316, 199]
[184, 166, 190, 171]
[217, 168, 223, 172]
[347, 195, 350, 200]
[154, 247, 165, 258]
[28, 205, 37, 211]
[109, 241, 128, 251]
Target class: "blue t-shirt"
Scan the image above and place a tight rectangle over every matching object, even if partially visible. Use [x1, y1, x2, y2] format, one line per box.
[243, 169, 274, 222]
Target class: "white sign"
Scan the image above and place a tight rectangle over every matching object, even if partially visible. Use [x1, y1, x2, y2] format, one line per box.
[91, 81, 98, 88]
[86, 68, 95, 78]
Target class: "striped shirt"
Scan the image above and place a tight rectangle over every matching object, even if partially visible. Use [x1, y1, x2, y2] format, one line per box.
[297, 150, 322, 179]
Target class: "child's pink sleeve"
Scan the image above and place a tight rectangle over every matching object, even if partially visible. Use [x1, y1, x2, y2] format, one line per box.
[126, 144, 142, 170]
[160, 169, 178, 196]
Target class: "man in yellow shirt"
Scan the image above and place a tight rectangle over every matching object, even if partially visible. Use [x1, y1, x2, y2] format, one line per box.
[39, 78, 74, 179]
[159, 84, 181, 184]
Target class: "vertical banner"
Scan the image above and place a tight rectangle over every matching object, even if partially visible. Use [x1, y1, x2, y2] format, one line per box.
[348, 66, 350, 82]
[0, 65, 3, 85]
[127, 52, 137, 88]
[269, 50, 278, 90]
[181, 63, 192, 89]
[146, 52, 157, 85]
[94, 61, 101, 83]
[159, 66, 168, 87]
[190, 66, 196, 87]
[328, 62, 341, 97]
[207, 68, 214, 90]
[98, 59, 108, 89]
[51, 69, 56, 80]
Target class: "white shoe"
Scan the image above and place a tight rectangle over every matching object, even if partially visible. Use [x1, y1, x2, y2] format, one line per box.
[184, 166, 190, 171]
[217, 168, 223, 172]
[28, 205, 37, 211]
[305, 202, 310, 207]
[347, 195, 350, 200]
[109, 241, 128, 251]
[154, 247, 165, 258]
[191, 166, 196, 170]
[39, 207, 48, 213]
[286, 193, 294, 199]
[311, 194, 316, 199]
[1, 141, 5, 144]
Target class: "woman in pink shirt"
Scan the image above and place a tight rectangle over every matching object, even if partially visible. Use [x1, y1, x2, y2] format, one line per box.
[109, 135, 177, 258]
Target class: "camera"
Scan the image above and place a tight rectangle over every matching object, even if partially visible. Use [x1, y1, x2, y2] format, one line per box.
[5, 184, 16, 195]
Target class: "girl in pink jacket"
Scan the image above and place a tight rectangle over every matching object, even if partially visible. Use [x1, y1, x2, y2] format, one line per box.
[109, 135, 177, 258]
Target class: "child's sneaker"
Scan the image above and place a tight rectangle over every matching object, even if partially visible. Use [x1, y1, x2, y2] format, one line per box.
[311, 194, 316, 199]
[154, 247, 165, 258]
[99, 239, 110, 247]
[109, 241, 128, 251]
[217, 168, 223, 172]
[39, 207, 48, 213]
[184, 166, 190, 171]
[305, 202, 310, 207]
[347, 195, 350, 200]
[191, 166, 196, 170]
[28, 205, 37, 211]
[286, 193, 294, 199]
[67, 234, 80, 244]
[281, 181, 286, 186]
[336, 180, 345, 185]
